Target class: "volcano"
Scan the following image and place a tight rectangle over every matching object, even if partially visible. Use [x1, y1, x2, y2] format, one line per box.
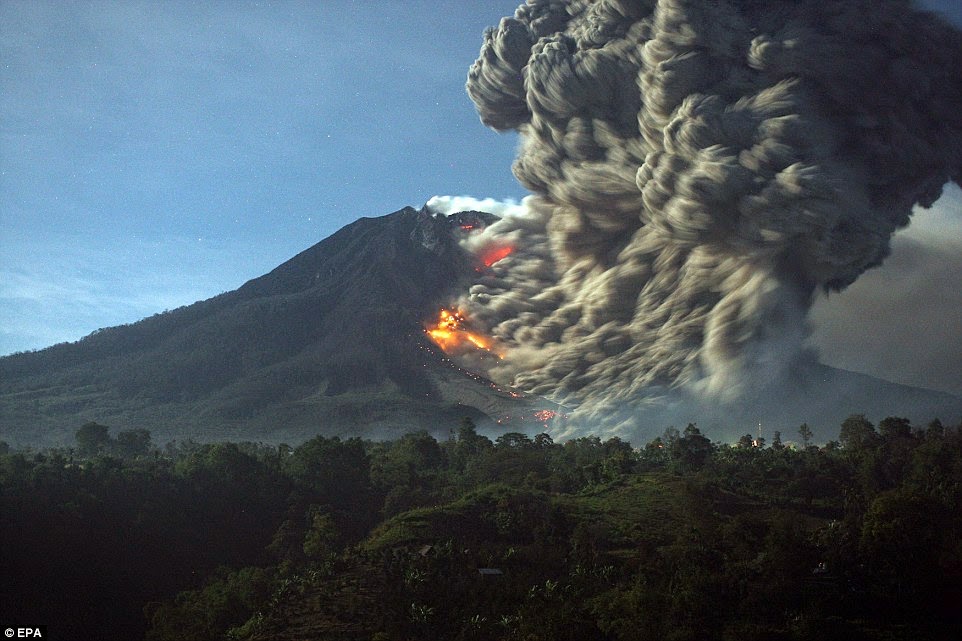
[0, 207, 556, 447]
[1, 205, 959, 448]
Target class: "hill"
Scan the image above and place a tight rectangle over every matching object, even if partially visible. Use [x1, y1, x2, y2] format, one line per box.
[6, 423, 961, 641]
[0, 207, 552, 447]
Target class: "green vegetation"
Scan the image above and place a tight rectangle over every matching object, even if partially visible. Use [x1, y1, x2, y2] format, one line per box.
[1, 415, 960, 640]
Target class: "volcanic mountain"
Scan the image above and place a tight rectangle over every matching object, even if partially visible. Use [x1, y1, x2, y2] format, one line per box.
[1, 206, 960, 448]
[0, 207, 555, 447]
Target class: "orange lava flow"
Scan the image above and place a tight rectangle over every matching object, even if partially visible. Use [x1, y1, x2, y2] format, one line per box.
[426, 308, 499, 356]
[480, 245, 514, 267]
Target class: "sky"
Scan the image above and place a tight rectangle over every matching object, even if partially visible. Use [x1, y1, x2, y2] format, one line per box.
[1, 0, 960, 397]
[0, 0, 526, 351]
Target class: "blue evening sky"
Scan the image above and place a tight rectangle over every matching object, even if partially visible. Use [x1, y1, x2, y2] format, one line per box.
[2, 0, 960, 395]
[1, 0, 525, 352]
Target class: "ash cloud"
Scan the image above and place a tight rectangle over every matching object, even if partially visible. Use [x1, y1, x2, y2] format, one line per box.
[461, 0, 962, 432]
[810, 184, 962, 397]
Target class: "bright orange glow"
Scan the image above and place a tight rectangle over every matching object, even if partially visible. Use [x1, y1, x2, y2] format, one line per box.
[426, 308, 500, 356]
[480, 245, 514, 267]
[534, 409, 558, 422]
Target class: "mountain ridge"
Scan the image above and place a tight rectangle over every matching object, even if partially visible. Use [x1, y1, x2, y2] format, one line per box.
[0, 206, 535, 447]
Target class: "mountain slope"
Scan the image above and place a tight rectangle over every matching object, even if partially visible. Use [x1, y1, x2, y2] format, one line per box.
[622, 362, 962, 444]
[0, 207, 538, 446]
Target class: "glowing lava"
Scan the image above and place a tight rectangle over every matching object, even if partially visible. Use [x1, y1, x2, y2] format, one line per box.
[479, 245, 514, 267]
[426, 308, 500, 356]
[533, 409, 558, 422]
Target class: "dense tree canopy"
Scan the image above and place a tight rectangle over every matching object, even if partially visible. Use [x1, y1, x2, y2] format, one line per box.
[1, 413, 960, 640]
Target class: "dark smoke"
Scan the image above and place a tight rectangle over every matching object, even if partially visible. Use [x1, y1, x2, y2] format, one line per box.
[461, 0, 962, 435]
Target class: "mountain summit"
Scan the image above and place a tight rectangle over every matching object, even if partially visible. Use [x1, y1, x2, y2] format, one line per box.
[0, 207, 544, 447]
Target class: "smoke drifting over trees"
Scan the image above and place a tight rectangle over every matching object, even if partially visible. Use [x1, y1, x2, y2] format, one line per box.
[458, 0, 962, 430]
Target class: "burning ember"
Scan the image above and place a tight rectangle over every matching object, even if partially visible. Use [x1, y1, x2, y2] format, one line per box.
[426, 308, 500, 356]
[533, 409, 558, 422]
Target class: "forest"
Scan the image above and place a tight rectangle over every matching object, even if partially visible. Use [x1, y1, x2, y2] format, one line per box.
[1, 414, 960, 641]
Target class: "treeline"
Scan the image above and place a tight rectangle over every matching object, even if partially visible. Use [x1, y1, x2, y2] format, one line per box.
[0, 415, 960, 640]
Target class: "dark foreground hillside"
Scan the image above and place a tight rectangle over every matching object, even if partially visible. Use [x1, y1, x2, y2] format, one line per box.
[1, 414, 960, 641]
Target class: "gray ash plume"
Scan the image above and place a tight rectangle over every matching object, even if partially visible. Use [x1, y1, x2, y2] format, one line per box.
[461, 0, 962, 433]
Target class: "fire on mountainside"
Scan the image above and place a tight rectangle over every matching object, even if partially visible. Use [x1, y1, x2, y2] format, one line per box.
[425, 308, 501, 357]
[421, 311, 569, 431]
[479, 245, 513, 267]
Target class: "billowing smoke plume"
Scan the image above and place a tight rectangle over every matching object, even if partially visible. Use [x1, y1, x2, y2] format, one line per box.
[426, 195, 528, 219]
[459, 0, 962, 433]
